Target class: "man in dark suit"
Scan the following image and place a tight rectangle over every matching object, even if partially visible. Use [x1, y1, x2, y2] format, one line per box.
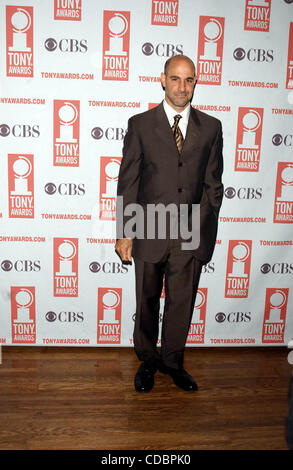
[115, 55, 223, 393]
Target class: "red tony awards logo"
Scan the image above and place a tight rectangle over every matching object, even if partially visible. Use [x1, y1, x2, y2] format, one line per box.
[235, 107, 264, 172]
[151, 0, 179, 26]
[102, 11, 130, 80]
[53, 100, 80, 167]
[273, 162, 293, 223]
[8, 154, 34, 218]
[187, 288, 207, 344]
[11, 287, 36, 344]
[286, 22, 293, 89]
[262, 288, 288, 343]
[6, 6, 33, 77]
[244, 0, 271, 32]
[97, 288, 122, 344]
[53, 238, 78, 297]
[225, 241, 252, 298]
[197, 16, 225, 85]
[54, 0, 81, 21]
[99, 157, 121, 220]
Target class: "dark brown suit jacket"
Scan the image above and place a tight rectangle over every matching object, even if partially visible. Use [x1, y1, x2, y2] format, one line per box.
[117, 101, 224, 264]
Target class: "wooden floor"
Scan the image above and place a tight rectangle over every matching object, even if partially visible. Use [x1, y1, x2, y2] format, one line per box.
[0, 345, 292, 450]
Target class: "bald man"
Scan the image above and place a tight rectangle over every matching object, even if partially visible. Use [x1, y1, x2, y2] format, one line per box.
[116, 55, 223, 393]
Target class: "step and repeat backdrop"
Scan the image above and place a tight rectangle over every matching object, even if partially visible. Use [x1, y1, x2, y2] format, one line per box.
[0, 0, 292, 348]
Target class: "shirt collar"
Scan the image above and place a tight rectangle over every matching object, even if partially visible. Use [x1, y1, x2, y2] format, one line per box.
[163, 99, 191, 124]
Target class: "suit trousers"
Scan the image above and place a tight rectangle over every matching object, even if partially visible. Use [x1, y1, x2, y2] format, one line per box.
[133, 240, 203, 370]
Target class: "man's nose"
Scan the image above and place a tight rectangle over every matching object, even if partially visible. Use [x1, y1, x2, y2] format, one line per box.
[178, 80, 186, 92]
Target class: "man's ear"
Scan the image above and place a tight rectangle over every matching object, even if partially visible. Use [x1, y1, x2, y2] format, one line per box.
[160, 72, 166, 88]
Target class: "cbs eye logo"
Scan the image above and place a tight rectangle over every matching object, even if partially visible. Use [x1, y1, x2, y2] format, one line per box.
[89, 262, 101, 273]
[91, 127, 103, 140]
[45, 183, 57, 195]
[224, 187, 236, 199]
[46, 311, 57, 322]
[1, 260, 13, 271]
[272, 134, 292, 147]
[272, 134, 283, 146]
[0, 124, 10, 137]
[45, 38, 57, 51]
[233, 48, 245, 61]
[215, 312, 226, 323]
[142, 43, 154, 56]
[261, 263, 271, 274]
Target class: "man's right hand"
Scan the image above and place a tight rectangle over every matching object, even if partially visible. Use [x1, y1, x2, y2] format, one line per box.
[115, 238, 133, 263]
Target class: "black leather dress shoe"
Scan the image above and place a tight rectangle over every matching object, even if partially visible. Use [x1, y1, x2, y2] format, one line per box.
[158, 363, 198, 392]
[134, 362, 156, 393]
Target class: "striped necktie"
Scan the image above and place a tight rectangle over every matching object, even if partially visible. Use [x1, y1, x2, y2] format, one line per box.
[171, 114, 184, 153]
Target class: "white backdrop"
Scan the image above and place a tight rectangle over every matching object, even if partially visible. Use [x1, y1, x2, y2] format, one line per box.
[0, 0, 292, 348]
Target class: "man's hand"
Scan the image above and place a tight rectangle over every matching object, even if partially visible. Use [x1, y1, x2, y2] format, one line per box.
[115, 238, 133, 263]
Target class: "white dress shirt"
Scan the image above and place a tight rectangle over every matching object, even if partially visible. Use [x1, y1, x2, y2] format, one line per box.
[163, 99, 190, 139]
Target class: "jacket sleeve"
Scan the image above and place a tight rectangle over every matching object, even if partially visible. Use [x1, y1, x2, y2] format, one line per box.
[204, 121, 224, 217]
[116, 117, 143, 239]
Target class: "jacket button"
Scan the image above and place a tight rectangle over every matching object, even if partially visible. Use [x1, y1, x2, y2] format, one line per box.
[178, 162, 183, 167]
[178, 188, 183, 193]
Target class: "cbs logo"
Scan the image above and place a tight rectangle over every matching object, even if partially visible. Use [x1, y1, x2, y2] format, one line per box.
[272, 134, 292, 147]
[142, 42, 183, 57]
[233, 47, 273, 62]
[0, 124, 39, 138]
[91, 127, 126, 141]
[45, 38, 87, 53]
[224, 186, 262, 200]
[45, 183, 85, 196]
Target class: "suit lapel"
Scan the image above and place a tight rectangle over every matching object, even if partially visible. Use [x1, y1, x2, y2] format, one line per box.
[153, 102, 201, 158]
[154, 102, 179, 158]
[181, 107, 201, 156]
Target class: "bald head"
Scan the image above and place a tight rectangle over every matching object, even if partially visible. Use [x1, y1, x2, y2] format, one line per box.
[161, 54, 197, 112]
[164, 55, 196, 77]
